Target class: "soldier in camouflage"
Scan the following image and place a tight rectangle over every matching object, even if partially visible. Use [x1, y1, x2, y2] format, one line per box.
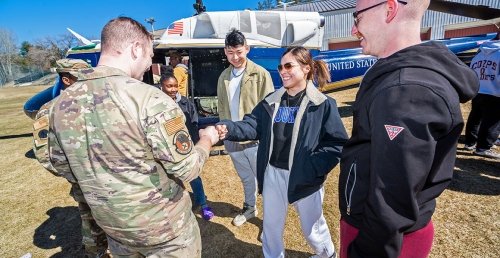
[32, 58, 109, 257]
[33, 58, 91, 171]
[48, 17, 219, 257]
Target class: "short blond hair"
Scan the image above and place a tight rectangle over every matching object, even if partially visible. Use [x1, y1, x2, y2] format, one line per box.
[101, 17, 153, 54]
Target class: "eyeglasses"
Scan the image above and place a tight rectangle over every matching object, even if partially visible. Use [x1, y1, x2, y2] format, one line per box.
[353, 1, 407, 27]
[277, 62, 299, 72]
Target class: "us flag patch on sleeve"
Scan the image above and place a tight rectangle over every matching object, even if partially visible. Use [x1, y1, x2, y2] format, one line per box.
[384, 125, 404, 140]
[164, 116, 184, 135]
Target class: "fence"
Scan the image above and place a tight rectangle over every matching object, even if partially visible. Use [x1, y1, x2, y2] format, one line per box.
[0, 64, 50, 87]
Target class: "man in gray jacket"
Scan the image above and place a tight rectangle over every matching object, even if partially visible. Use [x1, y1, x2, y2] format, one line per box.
[217, 29, 274, 226]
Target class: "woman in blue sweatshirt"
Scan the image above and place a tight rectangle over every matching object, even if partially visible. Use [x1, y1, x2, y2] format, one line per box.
[217, 46, 348, 258]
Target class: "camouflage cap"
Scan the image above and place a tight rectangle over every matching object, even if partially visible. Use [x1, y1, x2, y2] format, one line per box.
[55, 58, 91, 76]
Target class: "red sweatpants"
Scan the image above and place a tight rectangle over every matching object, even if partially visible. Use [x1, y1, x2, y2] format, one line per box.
[340, 219, 434, 258]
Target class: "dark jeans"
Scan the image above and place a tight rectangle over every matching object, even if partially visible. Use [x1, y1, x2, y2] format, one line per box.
[465, 94, 500, 151]
[190, 176, 207, 207]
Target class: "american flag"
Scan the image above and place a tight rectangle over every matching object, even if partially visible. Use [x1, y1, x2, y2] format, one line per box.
[168, 22, 184, 35]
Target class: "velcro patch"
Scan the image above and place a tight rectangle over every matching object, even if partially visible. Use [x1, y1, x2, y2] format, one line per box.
[33, 129, 49, 148]
[33, 115, 49, 131]
[173, 130, 192, 155]
[33, 116, 49, 147]
[163, 116, 184, 135]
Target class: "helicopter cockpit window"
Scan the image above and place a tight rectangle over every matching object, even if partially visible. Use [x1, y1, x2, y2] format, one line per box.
[256, 12, 281, 40]
[240, 11, 251, 33]
[193, 14, 216, 38]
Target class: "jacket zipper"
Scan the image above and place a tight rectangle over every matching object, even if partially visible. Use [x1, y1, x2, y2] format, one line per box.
[345, 160, 357, 215]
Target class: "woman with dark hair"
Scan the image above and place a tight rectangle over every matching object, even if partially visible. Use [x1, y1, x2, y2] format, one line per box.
[160, 73, 215, 220]
[217, 46, 348, 258]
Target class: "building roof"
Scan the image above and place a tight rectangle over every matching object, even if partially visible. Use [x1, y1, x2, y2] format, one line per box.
[272, 0, 355, 13]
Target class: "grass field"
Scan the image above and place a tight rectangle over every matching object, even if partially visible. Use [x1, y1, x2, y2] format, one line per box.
[0, 85, 498, 258]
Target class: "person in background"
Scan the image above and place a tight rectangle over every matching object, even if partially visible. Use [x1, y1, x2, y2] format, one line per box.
[463, 31, 500, 160]
[24, 59, 91, 119]
[217, 29, 275, 227]
[48, 17, 219, 257]
[32, 58, 108, 258]
[217, 46, 348, 258]
[339, 0, 480, 257]
[160, 73, 215, 220]
[169, 51, 189, 96]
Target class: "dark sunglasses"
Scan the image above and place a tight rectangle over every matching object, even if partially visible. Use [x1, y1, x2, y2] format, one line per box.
[277, 62, 299, 72]
[353, 1, 407, 26]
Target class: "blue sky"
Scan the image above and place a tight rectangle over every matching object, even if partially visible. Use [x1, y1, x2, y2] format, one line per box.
[0, 0, 262, 45]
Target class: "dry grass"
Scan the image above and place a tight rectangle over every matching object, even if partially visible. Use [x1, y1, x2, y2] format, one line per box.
[0, 85, 498, 258]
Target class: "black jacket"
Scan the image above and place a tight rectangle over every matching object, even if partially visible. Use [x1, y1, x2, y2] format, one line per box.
[177, 95, 199, 143]
[339, 41, 479, 257]
[220, 83, 348, 203]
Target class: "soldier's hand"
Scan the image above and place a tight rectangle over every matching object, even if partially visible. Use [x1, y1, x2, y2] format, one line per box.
[199, 126, 219, 145]
[215, 124, 228, 140]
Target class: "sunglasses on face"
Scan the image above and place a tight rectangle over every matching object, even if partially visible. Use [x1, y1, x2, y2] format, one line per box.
[277, 62, 299, 72]
[353, 0, 407, 27]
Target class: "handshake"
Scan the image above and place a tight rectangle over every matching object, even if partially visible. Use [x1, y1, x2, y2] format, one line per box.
[198, 124, 228, 145]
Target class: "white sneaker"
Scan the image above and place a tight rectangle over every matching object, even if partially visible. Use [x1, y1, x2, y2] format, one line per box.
[474, 149, 500, 159]
[232, 204, 257, 226]
[463, 143, 476, 151]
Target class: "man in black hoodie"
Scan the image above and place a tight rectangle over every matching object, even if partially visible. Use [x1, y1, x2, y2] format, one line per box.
[339, 1, 479, 257]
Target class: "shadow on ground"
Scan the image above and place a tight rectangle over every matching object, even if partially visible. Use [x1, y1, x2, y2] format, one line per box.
[33, 201, 311, 257]
[449, 149, 500, 195]
[0, 132, 32, 140]
[25, 149, 36, 159]
[33, 206, 83, 258]
[197, 200, 311, 257]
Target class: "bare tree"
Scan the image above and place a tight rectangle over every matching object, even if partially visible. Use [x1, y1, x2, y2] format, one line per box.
[0, 28, 17, 85]
[57, 33, 79, 57]
[28, 33, 78, 70]
[27, 45, 55, 70]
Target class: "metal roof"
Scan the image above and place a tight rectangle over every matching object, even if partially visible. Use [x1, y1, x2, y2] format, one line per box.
[271, 0, 356, 12]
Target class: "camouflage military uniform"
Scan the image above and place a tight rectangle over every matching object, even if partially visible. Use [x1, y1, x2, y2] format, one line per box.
[48, 66, 209, 257]
[32, 59, 108, 257]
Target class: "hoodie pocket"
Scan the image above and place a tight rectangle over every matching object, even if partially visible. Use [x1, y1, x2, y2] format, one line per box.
[345, 160, 357, 216]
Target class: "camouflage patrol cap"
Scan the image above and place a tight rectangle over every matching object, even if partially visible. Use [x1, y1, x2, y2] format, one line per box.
[55, 58, 91, 76]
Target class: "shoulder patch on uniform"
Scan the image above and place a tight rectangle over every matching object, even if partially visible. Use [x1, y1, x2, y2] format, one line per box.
[384, 125, 404, 141]
[163, 116, 184, 135]
[33, 115, 49, 130]
[33, 115, 49, 147]
[173, 130, 192, 155]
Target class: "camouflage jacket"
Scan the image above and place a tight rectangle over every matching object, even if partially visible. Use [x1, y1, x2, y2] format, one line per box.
[33, 100, 59, 175]
[48, 66, 209, 247]
[33, 100, 86, 204]
[33, 99, 78, 183]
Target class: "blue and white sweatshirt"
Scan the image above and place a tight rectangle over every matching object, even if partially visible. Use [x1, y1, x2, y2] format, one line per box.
[470, 40, 500, 97]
